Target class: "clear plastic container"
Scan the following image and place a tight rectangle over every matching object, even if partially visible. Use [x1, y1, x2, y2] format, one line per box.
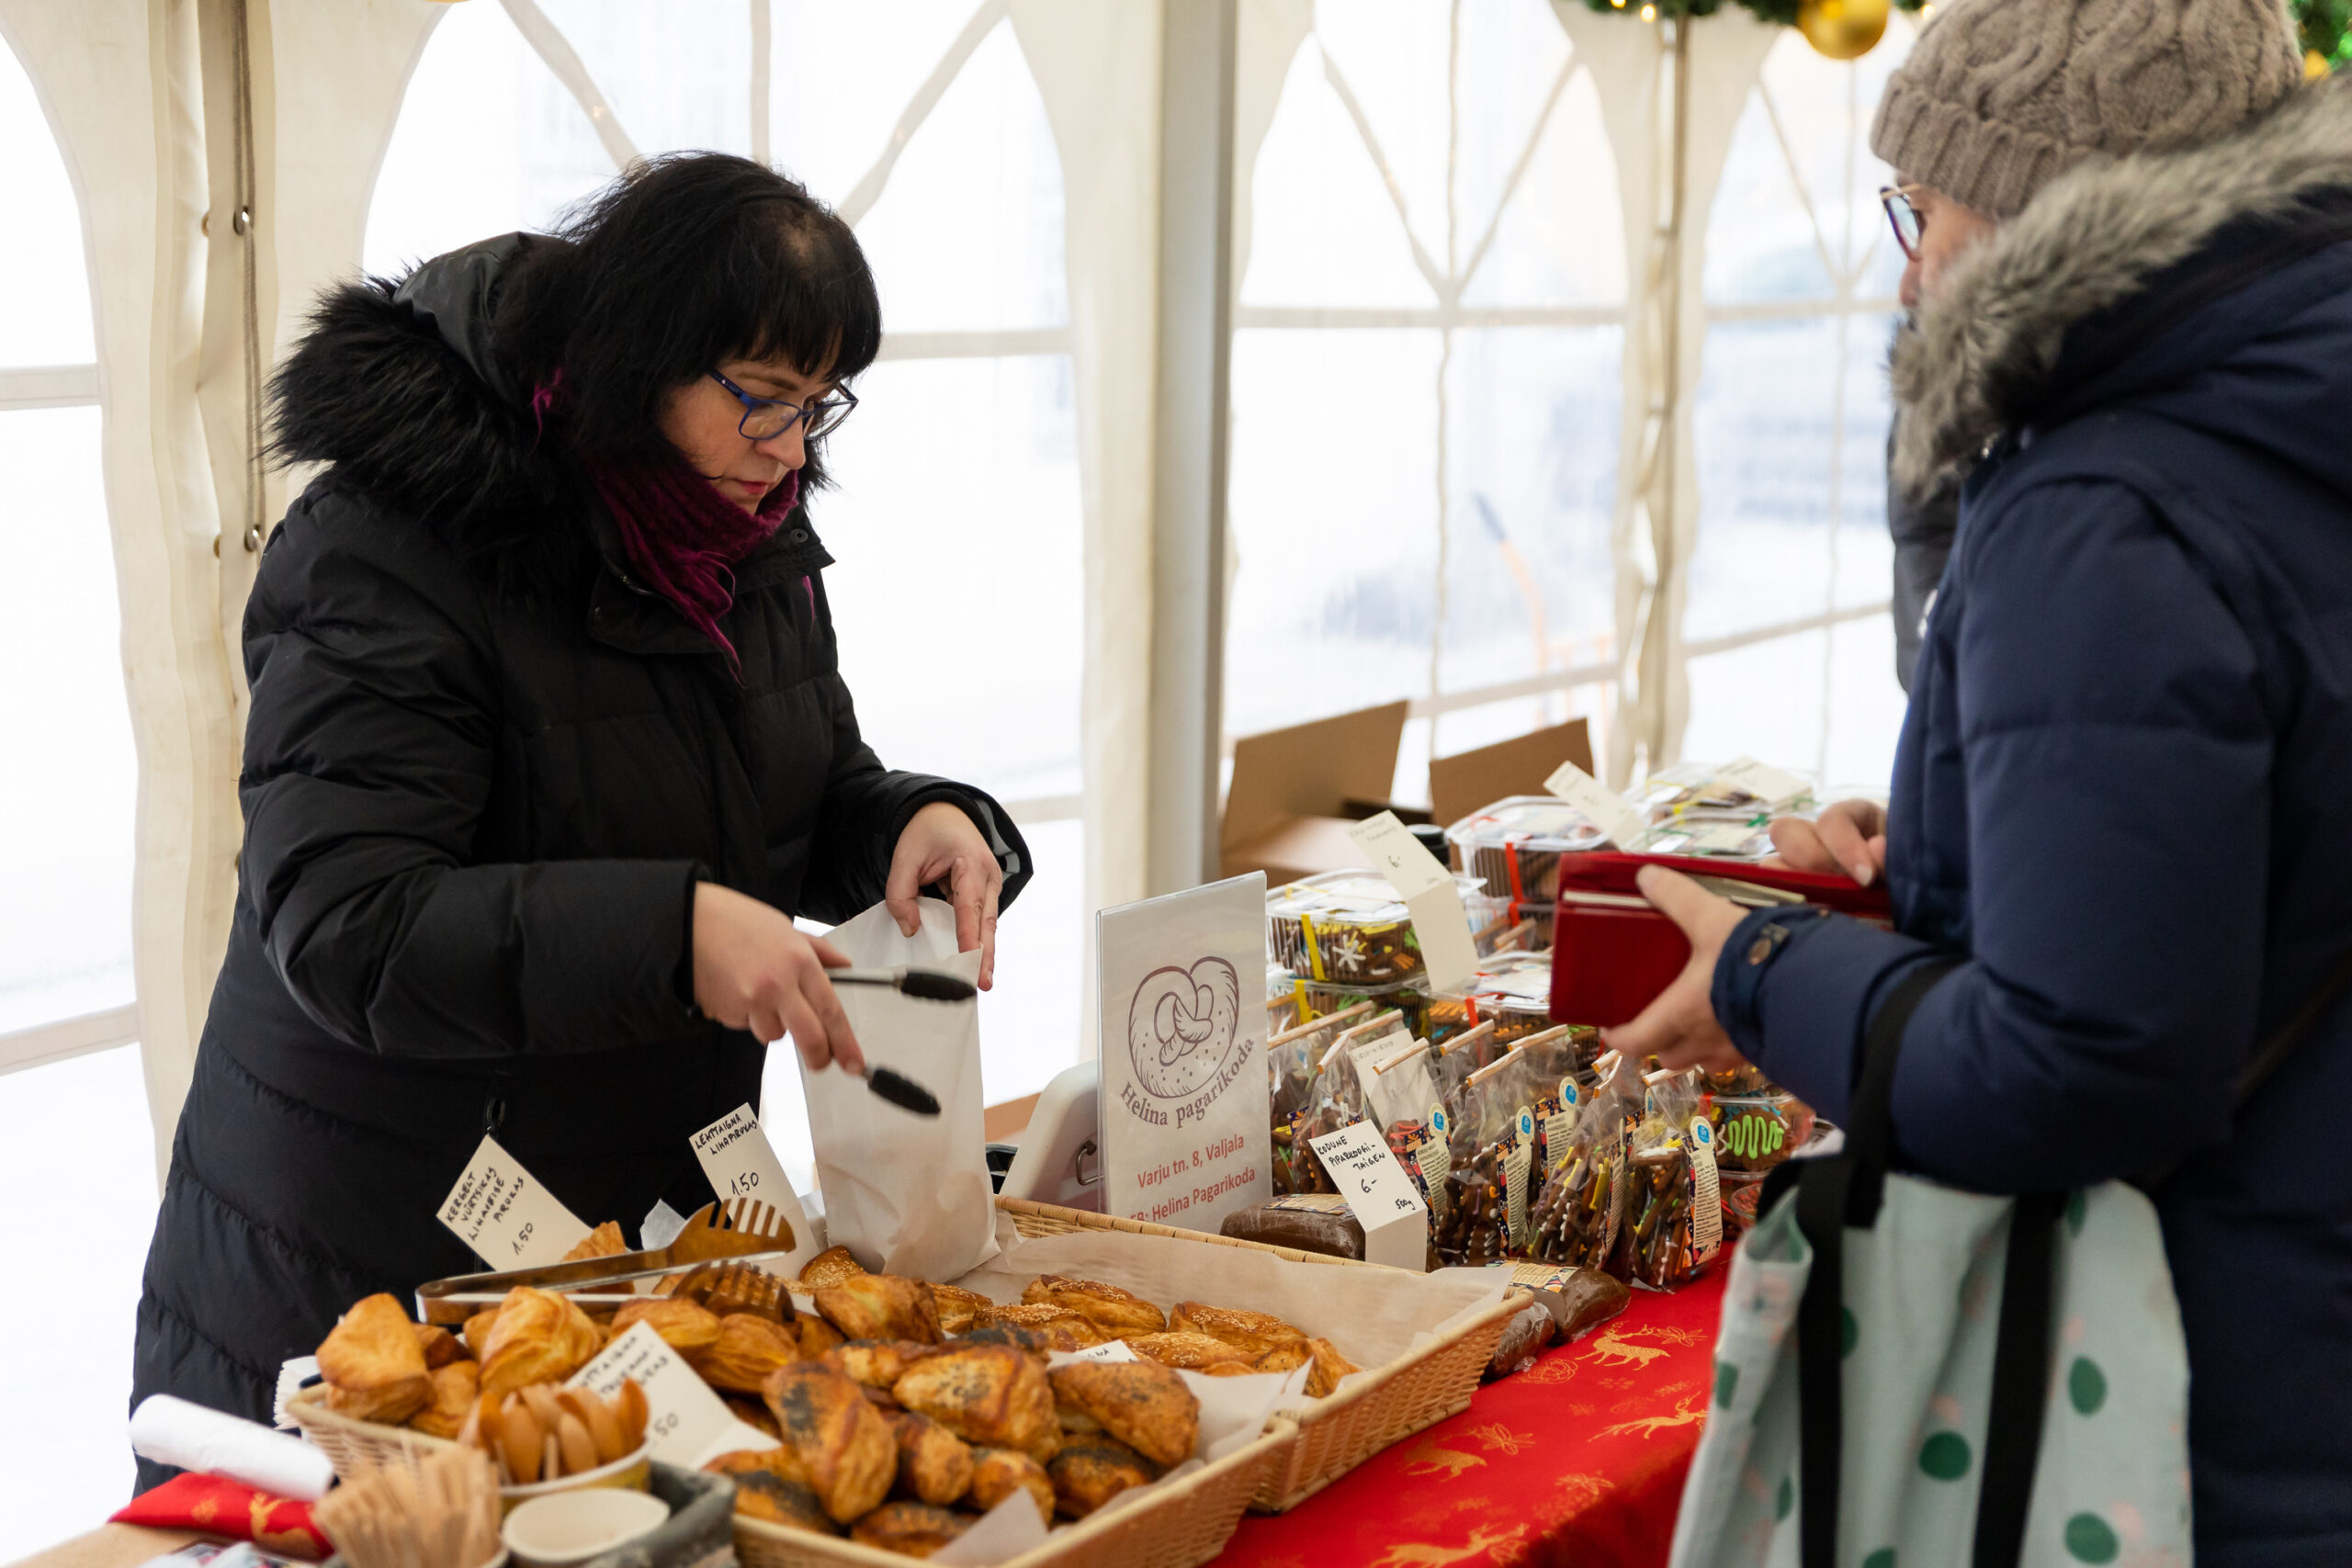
[1264, 868, 1487, 986]
[1468, 892, 1554, 955]
[1417, 952, 1597, 1065]
[1274, 972, 1432, 1037]
[1624, 760, 1818, 860]
[1445, 795, 1611, 905]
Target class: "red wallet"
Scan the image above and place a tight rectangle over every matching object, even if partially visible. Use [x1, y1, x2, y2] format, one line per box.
[1547, 852, 1892, 1029]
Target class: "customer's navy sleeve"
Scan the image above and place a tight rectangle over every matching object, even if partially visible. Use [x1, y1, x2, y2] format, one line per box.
[1715, 477, 2271, 1192]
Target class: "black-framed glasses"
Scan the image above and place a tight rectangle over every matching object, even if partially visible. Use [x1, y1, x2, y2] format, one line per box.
[709, 370, 858, 442]
[1880, 184, 1924, 261]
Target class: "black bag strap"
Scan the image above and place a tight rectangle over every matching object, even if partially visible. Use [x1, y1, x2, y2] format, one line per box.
[1973, 1189, 2064, 1568]
[2135, 942, 2352, 1190]
[1793, 958, 1955, 1568]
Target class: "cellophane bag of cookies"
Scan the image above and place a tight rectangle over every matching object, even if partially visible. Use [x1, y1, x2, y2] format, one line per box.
[1606, 1067, 1724, 1291]
[1529, 1052, 1641, 1270]
[1433, 1041, 1554, 1265]
[1286, 1010, 1408, 1192]
[1267, 1010, 1351, 1194]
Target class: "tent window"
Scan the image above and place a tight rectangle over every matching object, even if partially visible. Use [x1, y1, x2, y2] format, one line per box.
[1685, 22, 1915, 787]
[1227, 3, 1628, 804]
[0, 33, 134, 1043]
[363, 0, 1083, 1130]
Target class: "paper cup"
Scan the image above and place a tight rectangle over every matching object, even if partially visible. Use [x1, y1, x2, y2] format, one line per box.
[496, 1439, 655, 1515]
[501, 1486, 670, 1568]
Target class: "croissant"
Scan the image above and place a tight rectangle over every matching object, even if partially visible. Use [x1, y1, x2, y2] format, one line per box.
[706, 1451, 836, 1532]
[850, 1503, 971, 1558]
[797, 1246, 867, 1290]
[989, 1304, 1106, 1352]
[828, 1339, 941, 1393]
[461, 1307, 502, 1360]
[892, 1412, 975, 1506]
[966, 1447, 1054, 1525]
[760, 1362, 897, 1524]
[1166, 1302, 1306, 1358]
[316, 1293, 431, 1426]
[1125, 1332, 1259, 1372]
[1253, 1341, 1311, 1377]
[956, 1324, 1049, 1362]
[1021, 1275, 1167, 1336]
[1047, 1360, 1199, 1469]
[929, 1282, 995, 1334]
[560, 1221, 628, 1261]
[413, 1323, 462, 1371]
[797, 1315, 847, 1359]
[408, 1360, 481, 1439]
[700, 1313, 803, 1394]
[815, 1274, 943, 1345]
[890, 1343, 1057, 1464]
[1047, 1436, 1157, 1517]
[1303, 1337, 1360, 1398]
[479, 1286, 602, 1402]
[610, 1297, 722, 1360]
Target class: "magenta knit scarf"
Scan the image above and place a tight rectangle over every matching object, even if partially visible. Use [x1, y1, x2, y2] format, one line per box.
[536, 377, 798, 679]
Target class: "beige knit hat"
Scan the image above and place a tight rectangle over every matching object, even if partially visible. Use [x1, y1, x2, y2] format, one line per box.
[1871, 0, 2302, 220]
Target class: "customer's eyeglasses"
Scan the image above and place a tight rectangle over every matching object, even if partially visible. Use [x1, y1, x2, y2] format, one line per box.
[709, 371, 859, 442]
[1880, 185, 1925, 261]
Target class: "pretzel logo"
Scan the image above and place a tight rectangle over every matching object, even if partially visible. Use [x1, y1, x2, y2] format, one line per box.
[1126, 958, 1242, 1099]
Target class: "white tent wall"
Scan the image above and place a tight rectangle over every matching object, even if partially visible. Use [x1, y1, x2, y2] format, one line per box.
[0, 0, 1886, 1179]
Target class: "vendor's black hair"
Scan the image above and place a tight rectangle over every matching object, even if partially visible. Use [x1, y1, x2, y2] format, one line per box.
[497, 151, 881, 490]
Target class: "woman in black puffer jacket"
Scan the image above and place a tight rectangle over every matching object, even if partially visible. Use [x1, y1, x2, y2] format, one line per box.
[130, 154, 1029, 1483]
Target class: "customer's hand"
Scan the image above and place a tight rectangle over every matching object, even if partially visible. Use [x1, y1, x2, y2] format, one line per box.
[1600, 865, 1751, 1076]
[1769, 797, 1888, 886]
[691, 882, 865, 1074]
[887, 801, 1003, 990]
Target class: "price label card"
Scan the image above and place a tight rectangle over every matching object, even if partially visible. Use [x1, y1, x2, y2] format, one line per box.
[1065, 1338, 1140, 1364]
[437, 1135, 590, 1268]
[1308, 1121, 1428, 1221]
[688, 1104, 821, 1274]
[1716, 756, 1808, 807]
[1347, 811, 1478, 993]
[1542, 761, 1651, 850]
[569, 1322, 777, 1468]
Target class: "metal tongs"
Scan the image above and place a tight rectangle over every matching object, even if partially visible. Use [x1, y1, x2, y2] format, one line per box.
[415, 1197, 794, 1324]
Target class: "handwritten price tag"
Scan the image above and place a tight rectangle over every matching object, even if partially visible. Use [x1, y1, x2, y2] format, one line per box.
[1542, 761, 1650, 850]
[1065, 1338, 1140, 1364]
[1347, 811, 1478, 993]
[687, 1104, 820, 1272]
[569, 1322, 776, 1468]
[1308, 1121, 1428, 1221]
[436, 1135, 590, 1268]
[1716, 756, 1808, 807]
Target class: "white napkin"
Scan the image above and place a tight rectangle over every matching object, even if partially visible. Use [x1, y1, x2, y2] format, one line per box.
[130, 1394, 337, 1501]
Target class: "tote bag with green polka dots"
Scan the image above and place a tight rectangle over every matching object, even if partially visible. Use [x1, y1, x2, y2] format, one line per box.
[1668, 965, 2192, 1568]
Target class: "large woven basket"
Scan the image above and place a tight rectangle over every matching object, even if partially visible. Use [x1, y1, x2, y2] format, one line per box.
[996, 1197, 1521, 1512]
[731, 1418, 1297, 1568]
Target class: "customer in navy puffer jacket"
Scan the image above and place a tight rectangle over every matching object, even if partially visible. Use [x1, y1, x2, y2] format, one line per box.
[1607, 6, 2352, 1564]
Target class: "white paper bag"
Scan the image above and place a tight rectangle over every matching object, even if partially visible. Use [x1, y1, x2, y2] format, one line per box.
[802, 897, 1000, 1280]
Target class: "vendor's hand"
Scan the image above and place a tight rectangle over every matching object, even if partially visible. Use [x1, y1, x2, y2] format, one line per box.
[1768, 797, 1888, 887]
[1599, 866, 1750, 1076]
[887, 800, 1003, 990]
[691, 882, 865, 1075]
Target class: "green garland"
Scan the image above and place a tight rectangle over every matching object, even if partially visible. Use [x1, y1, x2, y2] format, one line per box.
[1576, 0, 2342, 68]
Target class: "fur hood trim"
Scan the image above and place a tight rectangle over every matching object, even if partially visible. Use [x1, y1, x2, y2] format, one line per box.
[1893, 78, 2352, 495]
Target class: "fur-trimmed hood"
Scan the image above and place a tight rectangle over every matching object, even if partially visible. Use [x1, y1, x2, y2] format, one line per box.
[269, 233, 582, 577]
[1894, 77, 2352, 496]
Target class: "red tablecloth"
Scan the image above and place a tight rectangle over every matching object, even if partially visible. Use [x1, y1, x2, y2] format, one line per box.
[1218, 1269, 1728, 1568]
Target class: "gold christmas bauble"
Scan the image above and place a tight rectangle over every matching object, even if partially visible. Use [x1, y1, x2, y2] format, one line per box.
[1797, 0, 1890, 59]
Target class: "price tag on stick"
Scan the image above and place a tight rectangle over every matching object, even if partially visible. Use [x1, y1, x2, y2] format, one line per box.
[437, 1134, 591, 1269]
[1347, 811, 1479, 993]
[569, 1322, 777, 1468]
[1542, 760, 1651, 850]
[688, 1104, 820, 1273]
[1308, 1122, 1429, 1221]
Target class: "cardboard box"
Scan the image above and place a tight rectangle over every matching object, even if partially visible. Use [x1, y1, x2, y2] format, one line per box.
[1220, 702, 1408, 883]
[1427, 717, 1593, 829]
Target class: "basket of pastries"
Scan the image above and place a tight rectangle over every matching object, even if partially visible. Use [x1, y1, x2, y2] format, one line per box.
[994, 1196, 1521, 1513]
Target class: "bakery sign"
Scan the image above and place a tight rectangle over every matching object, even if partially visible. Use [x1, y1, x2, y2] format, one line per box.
[1096, 873, 1272, 1234]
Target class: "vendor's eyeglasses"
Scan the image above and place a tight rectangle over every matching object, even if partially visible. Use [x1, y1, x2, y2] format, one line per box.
[1880, 185, 1925, 261]
[709, 371, 858, 442]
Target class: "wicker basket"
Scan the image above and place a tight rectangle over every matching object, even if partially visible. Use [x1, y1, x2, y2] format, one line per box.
[996, 1197, 1521, 1512]
[286, 1383, 463, 1477]
[731, 1418, 1297, 1568]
